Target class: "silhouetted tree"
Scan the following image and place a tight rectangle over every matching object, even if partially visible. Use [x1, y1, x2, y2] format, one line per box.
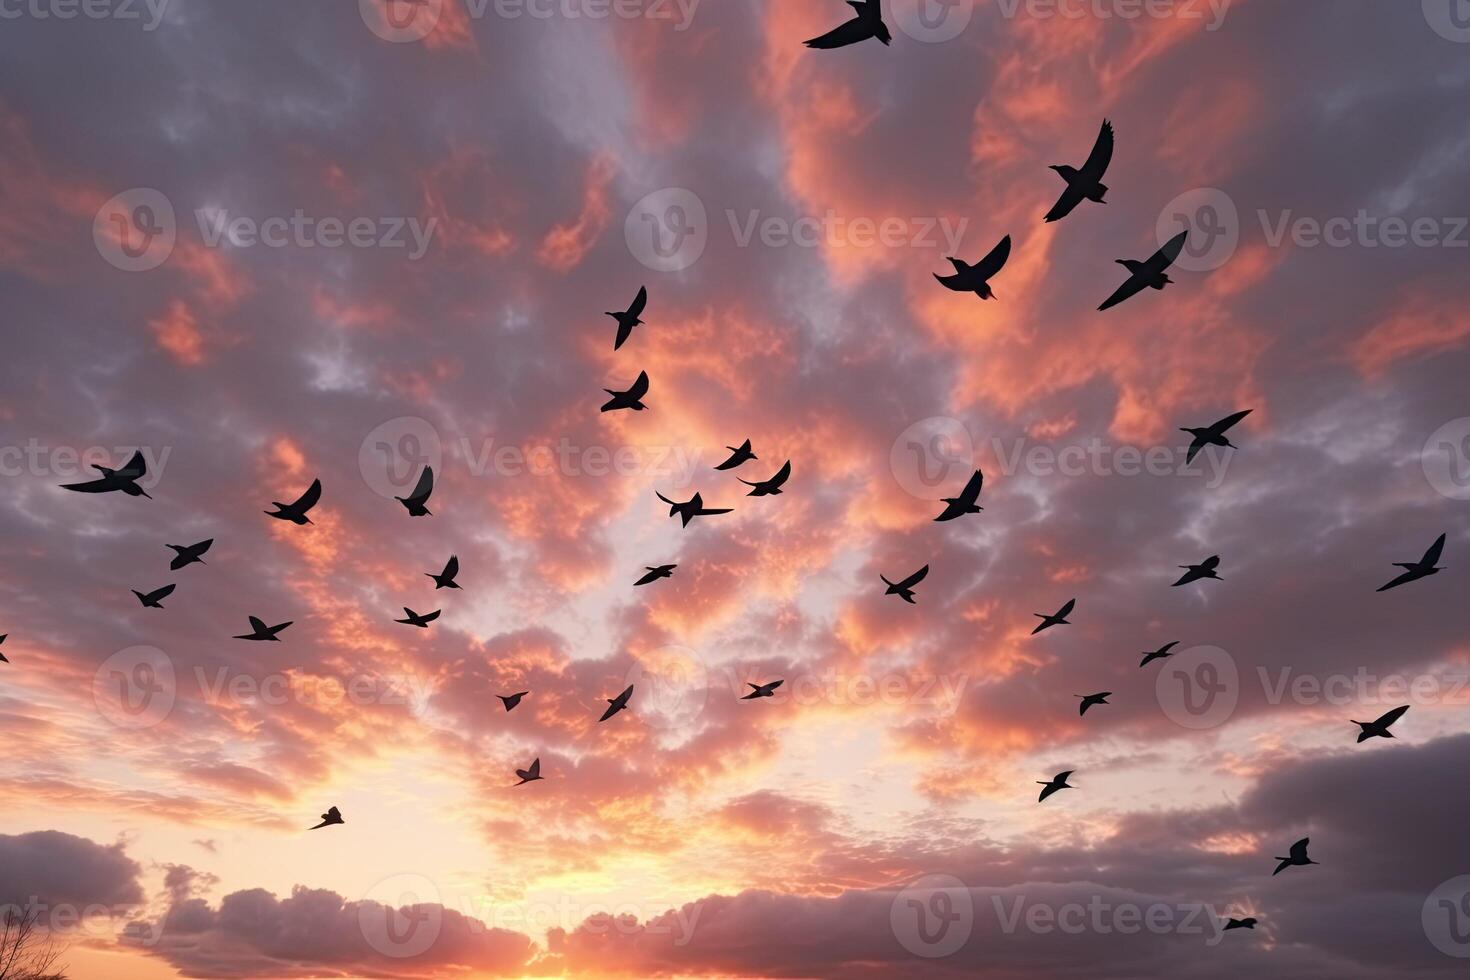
[0, 909, 66, 980]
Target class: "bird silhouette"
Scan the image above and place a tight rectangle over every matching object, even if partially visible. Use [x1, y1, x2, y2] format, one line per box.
[60, 449, 151, 497]
[601, 371, 649, 412]
[740, 460, 791, 496]
[515, 758, 543, 785]
[656, 491, 732, 527]
[166, 539, 213, 570]
[741, 680, 784, 700]
[1098, 230, 1187, 311]
[804, 0, 890, 48]
[881, 564, 929, 604]
[1377, 533, 1446, 592]
[1181, 410, 1252, 464]
[600, 684, 634, 722]
[132, 584, 175, 609]
[1139, 641, 1180, 667]
[1032, 598, 1075, 635]
[310, 806, 344, 830]
[498, 691, 528, 711]
[607, 286, 647, 351]
[234, 616, 292, 641]
[1076, 692, 1111, 716]
[427, 555, 461, 590]
[265, 478, 321, 525]
[934, 235, 1011, 300]
[1353, 704, 1409, 743]
[934, 469, 984, 522]
[1173, 555, 1222, 587]
[0, 634, 7, 664]
[396, 607, 440, 628]
[1223, 917, 1257, 931]
[715, 440, 756, 471]
[1272, 838, 1317, 875]
[634, 564, 677, 586]
[1037, 771, 1074, 803]
[1045, 120, 1113, 222]
[396, 466, 433, 516]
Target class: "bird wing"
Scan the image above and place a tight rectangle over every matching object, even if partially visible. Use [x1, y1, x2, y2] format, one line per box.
[407, 466, 433, 504]
[155, 584, 176, 600]
[960, 469, 983, 502]
[327, 806, 341, 820]
[118, 450, 148, 479]
[444, 554, 459, 578]
[1160, 641, 1179, 655]
[1058, 598, 1076, 617]
[1202, 555, 1221, 571]
[769, 459, 792, 487]
[1289, 838, 1310, 860]
[1098, 272, 1147, 312]
[1422, 532, 1447, 567]
[628, 285, 647, 319]
[248, 616, 267, 632]
[656, 491, 677, 507]
[1044, 184, 1086, 223]
[422, 609, 441, 623]
[1376, 569, 1417, 592]
[290, 478, 322, 511]
[614, 318, 634, 351]
[804, 15, 869, 48]
[974, 235, 1012, 280]
[1081, 119, 1114, 178]
[628, 370, 650, 399]
[1210, 409, 1253, 436]
[59, 476, 115, 492]
[899, 564, 930, 589]
[1038, 783, 1059, 802]
[767, 679, 784, 691]
[1146, 230, 1188, 272]
[1373, 704, 1409, 728]
[527, 758, 540, 778]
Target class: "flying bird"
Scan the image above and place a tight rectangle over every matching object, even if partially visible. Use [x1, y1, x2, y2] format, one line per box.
[1045, 120, 1114, 222]
[741, 680, 784, 700]
[1353, 704, 1409, 743]
[166, 539, 213, 570]
[427, 555, 461, 590]
[1173, 555, 1222, 587]
[396, 466, 433, 516]
[600, 684, 634, 722]
[934, 235, 1011, 300]
[607, 286, 647, 351]
[1272, 838, 1317, 875]
[1032, 598, 1076, 635]
[1037, 770, 1074, 803]
[515, 758, 543, 785]
[656, 490, 732, 527]
[132, 584, 175, 609]
[634, 564, 677, 586]
[601, 371, 649, 412]
[1076, 692, 1111, 716]
[1181, 410, 1252, 464]
[1139, 641, 1180, 668]
[0, 634, 7, 664]
[934, 469, 984, 522]
[1223, 917, 1257, 931]
[498, 691, 528, 712]
[740, 460, 791, 496]
[264, 478, 321, 525]
[881, 564, 929, 604]
[804, 0, 890, 48]
[310, 806, 344, 830]
[233, 616, 292, 641]
[1377, 533, 1446, 592]
[715, 440, 756, 471]
[1098, 230, 1187, 311]
[396, 607, 440, 628]
[60, 449, 151, 497]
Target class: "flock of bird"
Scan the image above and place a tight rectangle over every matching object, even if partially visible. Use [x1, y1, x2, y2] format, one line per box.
[14, 8, 1446, 949]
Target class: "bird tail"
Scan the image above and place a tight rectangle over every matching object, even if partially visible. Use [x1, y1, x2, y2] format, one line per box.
[1088, 181, 1109, 202]
[881, 576, 895, 588]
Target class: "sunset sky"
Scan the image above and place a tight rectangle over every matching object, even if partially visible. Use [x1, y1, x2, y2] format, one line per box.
[4, 1, 1470, 977]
